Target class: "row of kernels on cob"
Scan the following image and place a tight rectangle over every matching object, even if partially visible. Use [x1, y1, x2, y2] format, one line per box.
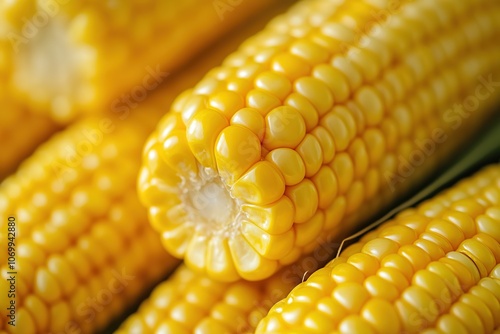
[116, 262, 310, 334]
[0, 109, 180, 334]
[138, 0, 500, 282]
[257, 164, 500, 333]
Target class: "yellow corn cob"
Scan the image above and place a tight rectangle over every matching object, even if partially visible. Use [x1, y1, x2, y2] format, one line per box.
[116, 262, 310, 334]
[138, 0, 500, 282]
[0, 110, 180, 334]
[257, 164, 500, 333]
[0, 0, 276, 123]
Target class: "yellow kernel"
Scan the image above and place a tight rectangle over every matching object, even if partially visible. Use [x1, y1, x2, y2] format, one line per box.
[186, 108, 228, 169]
[331, 153, 354, 195]
[285, 179, 319, 224]
[399, 244, 433, 272]
[263, 106, 306, 150]
[294, 212, 324, 247]
[230, 107, 265, 141]
[47, 255, 78, 297]
[272, 52, 311, 81]
[17, 308, 36, 334]
[23, 295, 49, 332]
[364, 275, 399, 301]
[246, 89, 282, 116]
[377, 267, 410, 292]
[180, 95, 207, 127]
[331, 56, 363, 91]
[460, 294, 494, 333]
[476, 214, 500, 243]
[215, 125, 261, 184]
[331, 263, 365, 284]
[195, 318, 232, 334]
[380, 253, 414, 282]
[473, 233, 500, 262]
[285, 93, 319, 131]
[339, 315, 375, 334]
[419, 231, 454, 254]
[208, 91, 244, 119]
[361, 298, 401, 333]
[436, 314, 468, 334]
[458, 239, 496, 275]
[323, 196, 346, 231]
[232, 161, 285, 206]
[312, 64, 351, 103]
[321, 106, 356, 152]
[425, 219, 465, 249]
[354, 87, 384, 127]
[35, 268, 62, 304]
[206, 235, 239, 282]
[362, 238, 399, 260]
[347, 138, 369, 180]
[311, 166, 338, 209]
[156, 319, 190, 334]
[255, 71, 292, 101]
[241, 196, 295, 234]
[241, 221, 294, 260]
[294, 77, 334, 116]
[333, 282, 369, 313]
[347, 253, 380, 277]
[290, 39, 329, 65]
[49, 301, 71, 333]
[265, 148, 306, 186]
[349, 47, 382, 81]
[414, 239, 446, 261]
[296, 134, 323, 178]
[162, 130, 198, 175]
[379, 225, 418, 246]
[450, 302, 485, 333]
[439, 255, 477, 292]
[380, 118, 399, 151]
[228, 234, 278, 280]
[311, 126, 336, 164]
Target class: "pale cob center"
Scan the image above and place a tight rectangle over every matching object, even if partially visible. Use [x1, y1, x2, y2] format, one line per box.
[180, 165, 244, 232]
[12, 19, 85, 119]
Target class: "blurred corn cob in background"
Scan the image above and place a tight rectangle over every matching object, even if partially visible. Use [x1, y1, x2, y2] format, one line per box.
[257, 164, 500, 333]
[117, 259, 316, 334]
[0, 39, 60, 180]
[138, 0, 500, 282]
[0, 2, 299, 332]
[0, 0, 277, 123]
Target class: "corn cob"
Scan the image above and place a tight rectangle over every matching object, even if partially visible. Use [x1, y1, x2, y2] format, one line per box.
[0, 108, 181, 334]
[138, 0, 500, 282]
[116, 261, 313, 334]
[0, 0, 276, 123]
[257, 164, 500, 333]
